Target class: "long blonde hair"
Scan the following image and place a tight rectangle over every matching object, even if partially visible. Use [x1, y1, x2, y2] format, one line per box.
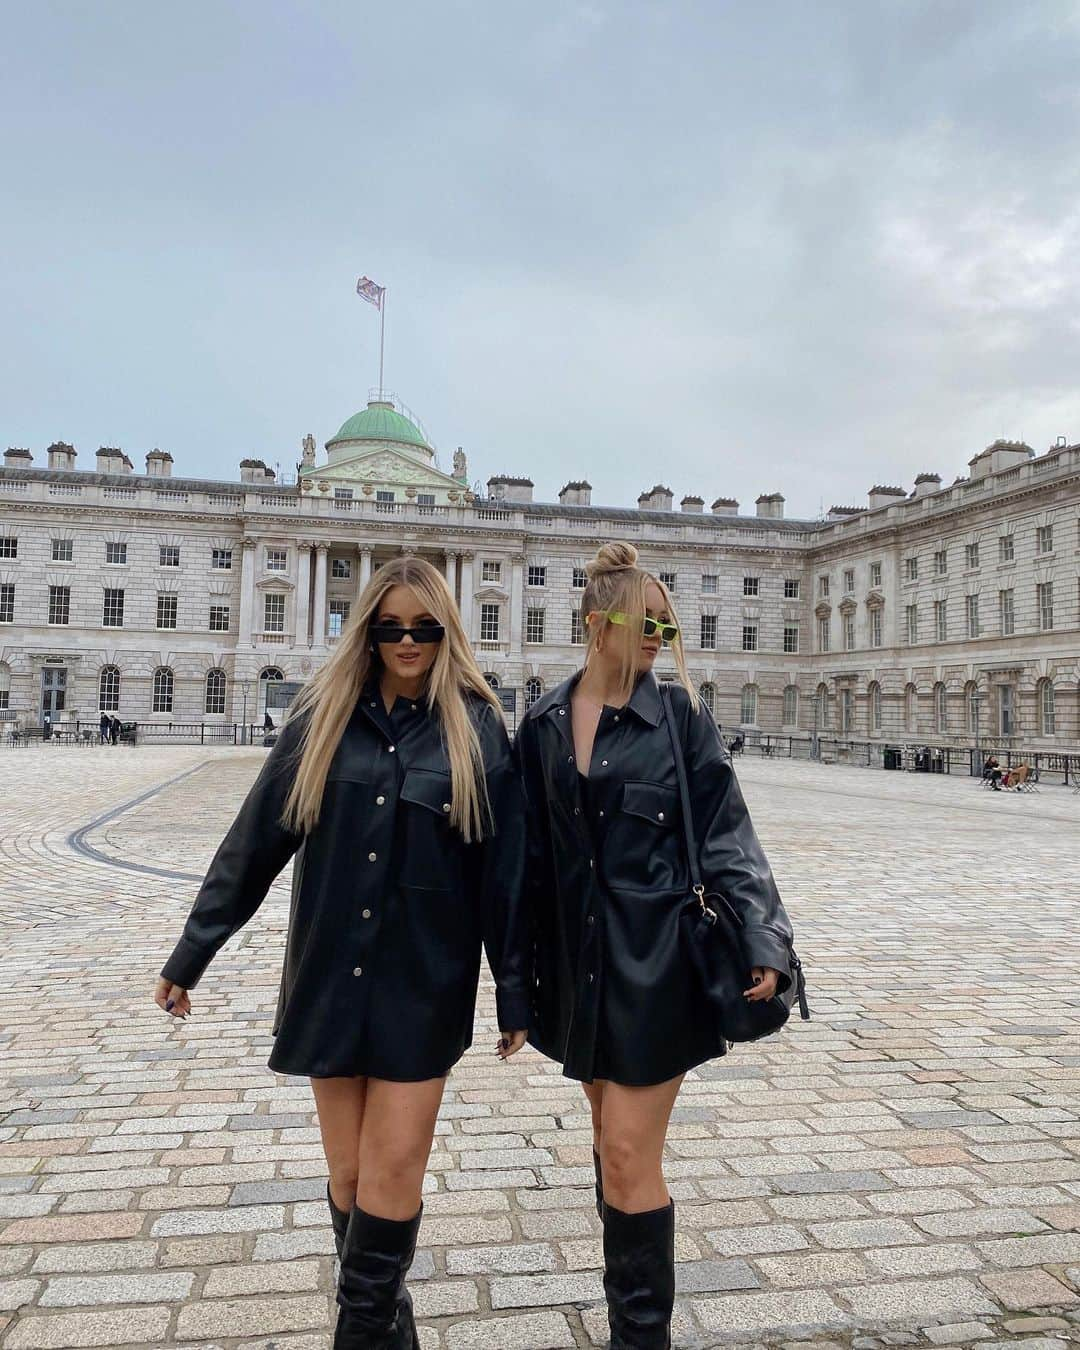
[281, 556, 499, 841]
[581, 541, 700, 710]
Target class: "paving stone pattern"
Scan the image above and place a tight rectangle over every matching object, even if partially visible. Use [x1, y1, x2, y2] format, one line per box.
[1, 745, 1079, 1348]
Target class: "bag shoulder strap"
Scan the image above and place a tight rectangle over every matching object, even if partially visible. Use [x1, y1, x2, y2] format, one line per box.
[659, 683, 705, 898]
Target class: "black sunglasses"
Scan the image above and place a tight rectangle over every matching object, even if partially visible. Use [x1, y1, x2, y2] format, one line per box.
[369, 622, 446, 645]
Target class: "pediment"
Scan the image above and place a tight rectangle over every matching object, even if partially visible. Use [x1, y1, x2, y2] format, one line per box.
[256, 576, 295, 592]
[301, 446, 461, 493]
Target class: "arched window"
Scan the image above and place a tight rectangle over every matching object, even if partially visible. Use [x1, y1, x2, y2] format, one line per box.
[740, 683, 757, 726]
[782, 684, 798, 727]
[816, 682, 830, 731]
[483, 672, 500, 689]
[934, 681, 947, 734]
[905, 683, 917, 732]
[524, 676, 542, 710]
[964, 681, 979, 735]
[98, 665, 120, 712]
[205, 669, 226, 716]
[259, 666, 284, 718]
[152, 667, 174, 714]
[1038, 679, 1055, 736]
[868, 681, 882, 734]
[699, 682, 716, 717]
[0, 661, 10, 712]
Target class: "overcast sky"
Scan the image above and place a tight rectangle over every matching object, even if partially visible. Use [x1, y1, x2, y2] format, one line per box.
[3, 2, 1079, 519]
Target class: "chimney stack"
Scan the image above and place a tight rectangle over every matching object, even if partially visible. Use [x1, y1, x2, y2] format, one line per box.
[4, 448, 32, 467]
[680, 494, 704, 513]
[486, 475, 533, 504]
[755, 492, 785, 519]
[558, 481, 592, 506]
[145, 449, 173, 478]
[637, 484, 674, 511]
[868, 484, 906, 510]
[711, 497, 739, 516]
[47, 441, 77, 471]
[912, 472, 941, 498]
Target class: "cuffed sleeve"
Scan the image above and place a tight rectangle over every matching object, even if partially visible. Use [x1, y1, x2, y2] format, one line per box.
[680, 694, 795, 993]
[160, 715, 307, 989]
[477, 712, 530, 1033]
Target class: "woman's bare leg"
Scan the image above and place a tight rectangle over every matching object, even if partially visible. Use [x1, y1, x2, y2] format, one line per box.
[356, 1076, 447, 1220]
[596, 1074, 683, 1214]
[311, 1076, 367, 1214]
[582, 1078, 605, 1154]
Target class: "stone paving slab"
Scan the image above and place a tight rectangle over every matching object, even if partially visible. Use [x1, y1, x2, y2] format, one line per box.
[1, 746, 1079, 1347]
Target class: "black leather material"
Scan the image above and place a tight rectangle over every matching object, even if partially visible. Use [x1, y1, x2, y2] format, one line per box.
[593, 1148, 604, 1221]
[333, 1204, 421, 1350]
[516, 671, 796, 1084]
[328, 1184, 349, 1261]
[602, 1200, 675, 1350]
[161, 688, 529, 1079]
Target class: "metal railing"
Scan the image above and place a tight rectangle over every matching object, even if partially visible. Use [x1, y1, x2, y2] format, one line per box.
[2, 721, 279, 748]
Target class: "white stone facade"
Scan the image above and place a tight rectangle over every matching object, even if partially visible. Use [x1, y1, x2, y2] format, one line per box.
[1, 413, 1078, 750]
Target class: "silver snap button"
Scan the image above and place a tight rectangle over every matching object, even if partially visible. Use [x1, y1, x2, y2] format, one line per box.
[362, 909, 372, 919]
[568, 755, 574, 764]
[574, 807, 581, 816]
[388, 745, 396, 754]
[658, 811, 665, 821]
[558, 708, 566, 716]
[370, 701, 376, 707]
[442, 803, 451, 813]
[368, 852, 377, 862]
[353, 966, 363, 977]
[586, 914, 595, 925]
[589, 859, 594, 869]
[376, 795, 385, 806]
[601, 759, 608, 766]
[411, 703, 417, 710]
[613, 715, 619, 722]
[587, 972, 594, 983]
[599, 809, 605, 818]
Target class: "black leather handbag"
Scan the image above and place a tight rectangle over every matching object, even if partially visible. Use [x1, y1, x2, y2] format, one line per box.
[661, 686, 810, 1043]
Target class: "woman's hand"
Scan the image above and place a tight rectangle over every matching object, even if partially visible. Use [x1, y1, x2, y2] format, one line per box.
[495, 1030, 527, 1061]
[742, 967, 780, 1001]
[154, 977, 191, 1019]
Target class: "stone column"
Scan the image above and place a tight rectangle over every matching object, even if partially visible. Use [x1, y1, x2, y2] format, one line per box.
[296, 543, 312, 648]
[358, 547, 373, 595]
[459, 552, 475, 643]
[509, 555, 525, 657]
[238, 538, 257, 646]
[312, 544, 329, 647]
[445, 551, 459, 603]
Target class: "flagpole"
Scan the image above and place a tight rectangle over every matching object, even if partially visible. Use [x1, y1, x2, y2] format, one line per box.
[378, 290, 386, 397]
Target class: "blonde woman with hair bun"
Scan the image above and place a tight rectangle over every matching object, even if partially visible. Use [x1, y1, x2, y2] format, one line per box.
[155, 556, 528, 1349]
[517, 540, 797, 1349]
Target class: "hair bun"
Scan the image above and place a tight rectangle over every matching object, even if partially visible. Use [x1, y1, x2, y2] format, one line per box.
[586, 541, 639, 579]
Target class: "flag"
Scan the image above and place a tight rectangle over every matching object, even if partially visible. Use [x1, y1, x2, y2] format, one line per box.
[356, 276, 385, 309]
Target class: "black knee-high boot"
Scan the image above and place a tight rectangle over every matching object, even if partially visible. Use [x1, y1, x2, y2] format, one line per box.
[334, 1204, 422, 1349]
[328, 1183, 349, 1261]
[602, 1199, 675, 1350]
[593, 1148, 604, 1220]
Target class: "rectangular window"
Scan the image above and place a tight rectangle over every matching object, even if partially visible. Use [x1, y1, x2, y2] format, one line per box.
[376, 490, 396, 504]
[48, 585, 70, 626]
[818, 575, 830, 599]
[934, 599, 947, 642]
[159, 545, 180, 568]
[701, 574, 718, 594]
[209, 604, 230, 632]
[480, 602, 500, 642]
[328, 600, 350, 638]
[905, 604, 918, 644]
[869, 562, 882, 589]
[212, 548, 233, 570]
[905, 556, 919, 581]
[481, 560, 502, 583]
[965, 593, 980, 638]
[52, 539, 73, 562]
[783, 622, 800, 654]
[0, 583, 13, 623]
[1036, 524, 1053, 554]
[741, 623, 758, 652]
[964, 543, 979, 569]
[572, 567, 587, 589]
[869, 608, 882, 648]
[0, 537, 16, 558]
[743, 576, 759, 597]
[205, 674, 226, 716]
[783, 685, 798, 725]
[103, 588, 124, 627]
[999, 684, 1016, 736]
[999, 588, 1014, 636]
[527, 565, 547, 588]
[840, 687, 853, 733]
[331, 557, 352, 580]
[417, 492, 435, 506]
[266, 548, 287, 572]
[659, 571, 677, 592]
[700, 614, 717, 649]
[525, 607, 546, 643]
[818, 616, 830, 651]
[105, 542, 127, 565]
[843, 615, 855, 651]
[934, 549, 947, 576]
[156, 594, 178, 630]
[333, 488, 354, 506]
[571, 608, 585, 644]
[999, 534, 1014, 563]
[1037, 581, 1054, 630]
[784, 578, 800, 599]
[740, 686, 757, 725]
[843, 569, 854, 593]
[264, 593, 286, 632]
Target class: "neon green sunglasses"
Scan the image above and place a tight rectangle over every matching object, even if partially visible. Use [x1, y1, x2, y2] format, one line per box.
[607, 611, 681, 644]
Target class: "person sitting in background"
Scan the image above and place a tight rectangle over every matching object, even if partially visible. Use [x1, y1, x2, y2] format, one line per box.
[983, 755, 1002, 790]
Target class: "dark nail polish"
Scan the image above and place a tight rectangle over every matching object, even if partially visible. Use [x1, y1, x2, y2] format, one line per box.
[165, 1000, 174, 1012]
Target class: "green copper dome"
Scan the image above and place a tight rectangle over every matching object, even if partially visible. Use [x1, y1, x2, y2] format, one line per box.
[327, 401, 430, 451]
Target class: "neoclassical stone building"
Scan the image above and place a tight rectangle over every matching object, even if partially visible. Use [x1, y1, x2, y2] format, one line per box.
[1, 395, 1078, 749]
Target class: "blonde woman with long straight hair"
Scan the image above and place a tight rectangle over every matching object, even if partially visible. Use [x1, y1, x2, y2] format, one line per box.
[516, 541, 797, 1349]
[155, 556, 528, 1349]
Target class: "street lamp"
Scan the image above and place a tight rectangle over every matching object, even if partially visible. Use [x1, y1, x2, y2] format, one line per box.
[971, 686, 984, 777]
[810, 692, 821, 761]
[239, 679, 251, 745]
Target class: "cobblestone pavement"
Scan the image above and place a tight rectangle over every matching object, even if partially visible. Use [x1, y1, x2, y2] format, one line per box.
[1, 744, 1079, 1349]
